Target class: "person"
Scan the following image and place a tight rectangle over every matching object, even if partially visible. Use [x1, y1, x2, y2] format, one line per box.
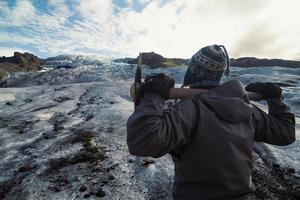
[126, 45, 295, 200]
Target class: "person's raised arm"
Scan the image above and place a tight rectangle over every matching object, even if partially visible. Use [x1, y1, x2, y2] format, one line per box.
[246, 82, 295, 145]
[127, 73, 198, 158]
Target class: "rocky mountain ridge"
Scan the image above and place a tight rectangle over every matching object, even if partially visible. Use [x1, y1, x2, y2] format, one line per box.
[0, 52, 44, 72]
[128, 52, 188, 67]
[0, 52, 45, 82]
[230, 57, 300, 68]
[114, 52, 300, 68]
[2, 51, 300, 74]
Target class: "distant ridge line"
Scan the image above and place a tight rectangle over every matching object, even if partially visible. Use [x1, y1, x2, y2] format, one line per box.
[114, 52, 300, 68]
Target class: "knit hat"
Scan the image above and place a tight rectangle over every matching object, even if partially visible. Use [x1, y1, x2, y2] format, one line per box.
[183, 45, 230, 89]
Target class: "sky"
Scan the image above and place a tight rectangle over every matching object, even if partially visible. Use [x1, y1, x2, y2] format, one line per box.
[0, 0, 300, 59]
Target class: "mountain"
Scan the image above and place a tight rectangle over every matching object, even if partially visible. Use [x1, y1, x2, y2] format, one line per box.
[114, 52, 188, 67]
[230, 57, 300, 68]
[0, 52, 45, 73]
[0, 52, 45, 82]
[114, 52, 300, 68]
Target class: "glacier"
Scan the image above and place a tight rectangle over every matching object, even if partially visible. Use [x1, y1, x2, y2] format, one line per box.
[0, 55, 299, 199]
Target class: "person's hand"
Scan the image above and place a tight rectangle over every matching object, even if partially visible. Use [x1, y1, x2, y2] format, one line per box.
[245, 82, 282, 99]
[141, 73, 175, 100]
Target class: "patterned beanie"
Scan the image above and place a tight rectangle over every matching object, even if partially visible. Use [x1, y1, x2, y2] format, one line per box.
[183, 44, 230, 89]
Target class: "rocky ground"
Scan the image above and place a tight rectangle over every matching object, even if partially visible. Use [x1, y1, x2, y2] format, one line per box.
[0, 80, 299, 200]
[0, 63, 299, 199]
[0, 81, 174, 200]
[251, 153, 300, 199]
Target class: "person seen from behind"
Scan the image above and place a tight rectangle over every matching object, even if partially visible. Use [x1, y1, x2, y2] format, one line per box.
[127, 45, 295, 200]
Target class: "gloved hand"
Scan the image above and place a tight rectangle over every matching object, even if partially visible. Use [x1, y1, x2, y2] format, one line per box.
[245, 82, 282, 99]
[141, 73, 175, 100]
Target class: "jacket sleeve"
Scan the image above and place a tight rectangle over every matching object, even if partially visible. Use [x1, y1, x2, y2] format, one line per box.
[127, 92, 198, 158]
[253, 98, 295, 145]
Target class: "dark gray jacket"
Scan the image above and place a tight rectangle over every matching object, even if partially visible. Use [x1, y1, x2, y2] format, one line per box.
[127, 80, 295, 200]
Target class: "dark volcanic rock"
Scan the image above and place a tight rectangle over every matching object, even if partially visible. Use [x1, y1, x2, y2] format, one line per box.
[252, 157, 300, 200]
[134, 52, 165, 67]
[94, 188, 105, 197]
[79, 185, 87, 192]
[55, 65, 73, 69]
[230, 57, 300, 68]
[0, 68, 10, 83]
[0, 52, 44, 73]
[126, 52, 188, 68]
[113, 57, 134, 63]
[18, 163, 36, 173]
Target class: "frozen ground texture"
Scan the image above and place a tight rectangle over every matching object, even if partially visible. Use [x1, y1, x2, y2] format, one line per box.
[0, 55, 299, 199]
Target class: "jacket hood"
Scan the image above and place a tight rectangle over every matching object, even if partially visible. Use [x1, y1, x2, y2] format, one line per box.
[200, 80, 252, 123]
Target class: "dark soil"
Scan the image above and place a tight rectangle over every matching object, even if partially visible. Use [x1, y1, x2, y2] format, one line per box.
[252, 157, 300, 200]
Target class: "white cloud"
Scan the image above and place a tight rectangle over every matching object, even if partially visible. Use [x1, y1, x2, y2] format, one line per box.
[48, 0, 72, 18]
[0, 2, 8, 16]
[126, 0, 133, 7]
[10, 0, 36, 26]
[116, 0, 300, 59]
[76, 0, 113, 23]
[0, 47, 29, 57]
[138, 0, 151, 4]
[48, 0, 64, 4]
[1, 0, 300, 59]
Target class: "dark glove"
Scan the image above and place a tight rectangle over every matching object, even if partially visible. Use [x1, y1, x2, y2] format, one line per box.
[141, 73, 175, 100]
[245, 82, 282, 99]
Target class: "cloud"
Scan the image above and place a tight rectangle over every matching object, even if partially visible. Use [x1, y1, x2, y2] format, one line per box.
[126, 0, 133, 7]
[138, 0, 151, 4]
[76, 0, 113, 23]
[208, 0, 266, 14]
[9, 0, 36, 26]
[0, 47, 29, 57]
[0, 0, 300, 60]
[48, 0, 72, 18]
[294, 52, 300, 61]
[231, 23, 282, 58]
